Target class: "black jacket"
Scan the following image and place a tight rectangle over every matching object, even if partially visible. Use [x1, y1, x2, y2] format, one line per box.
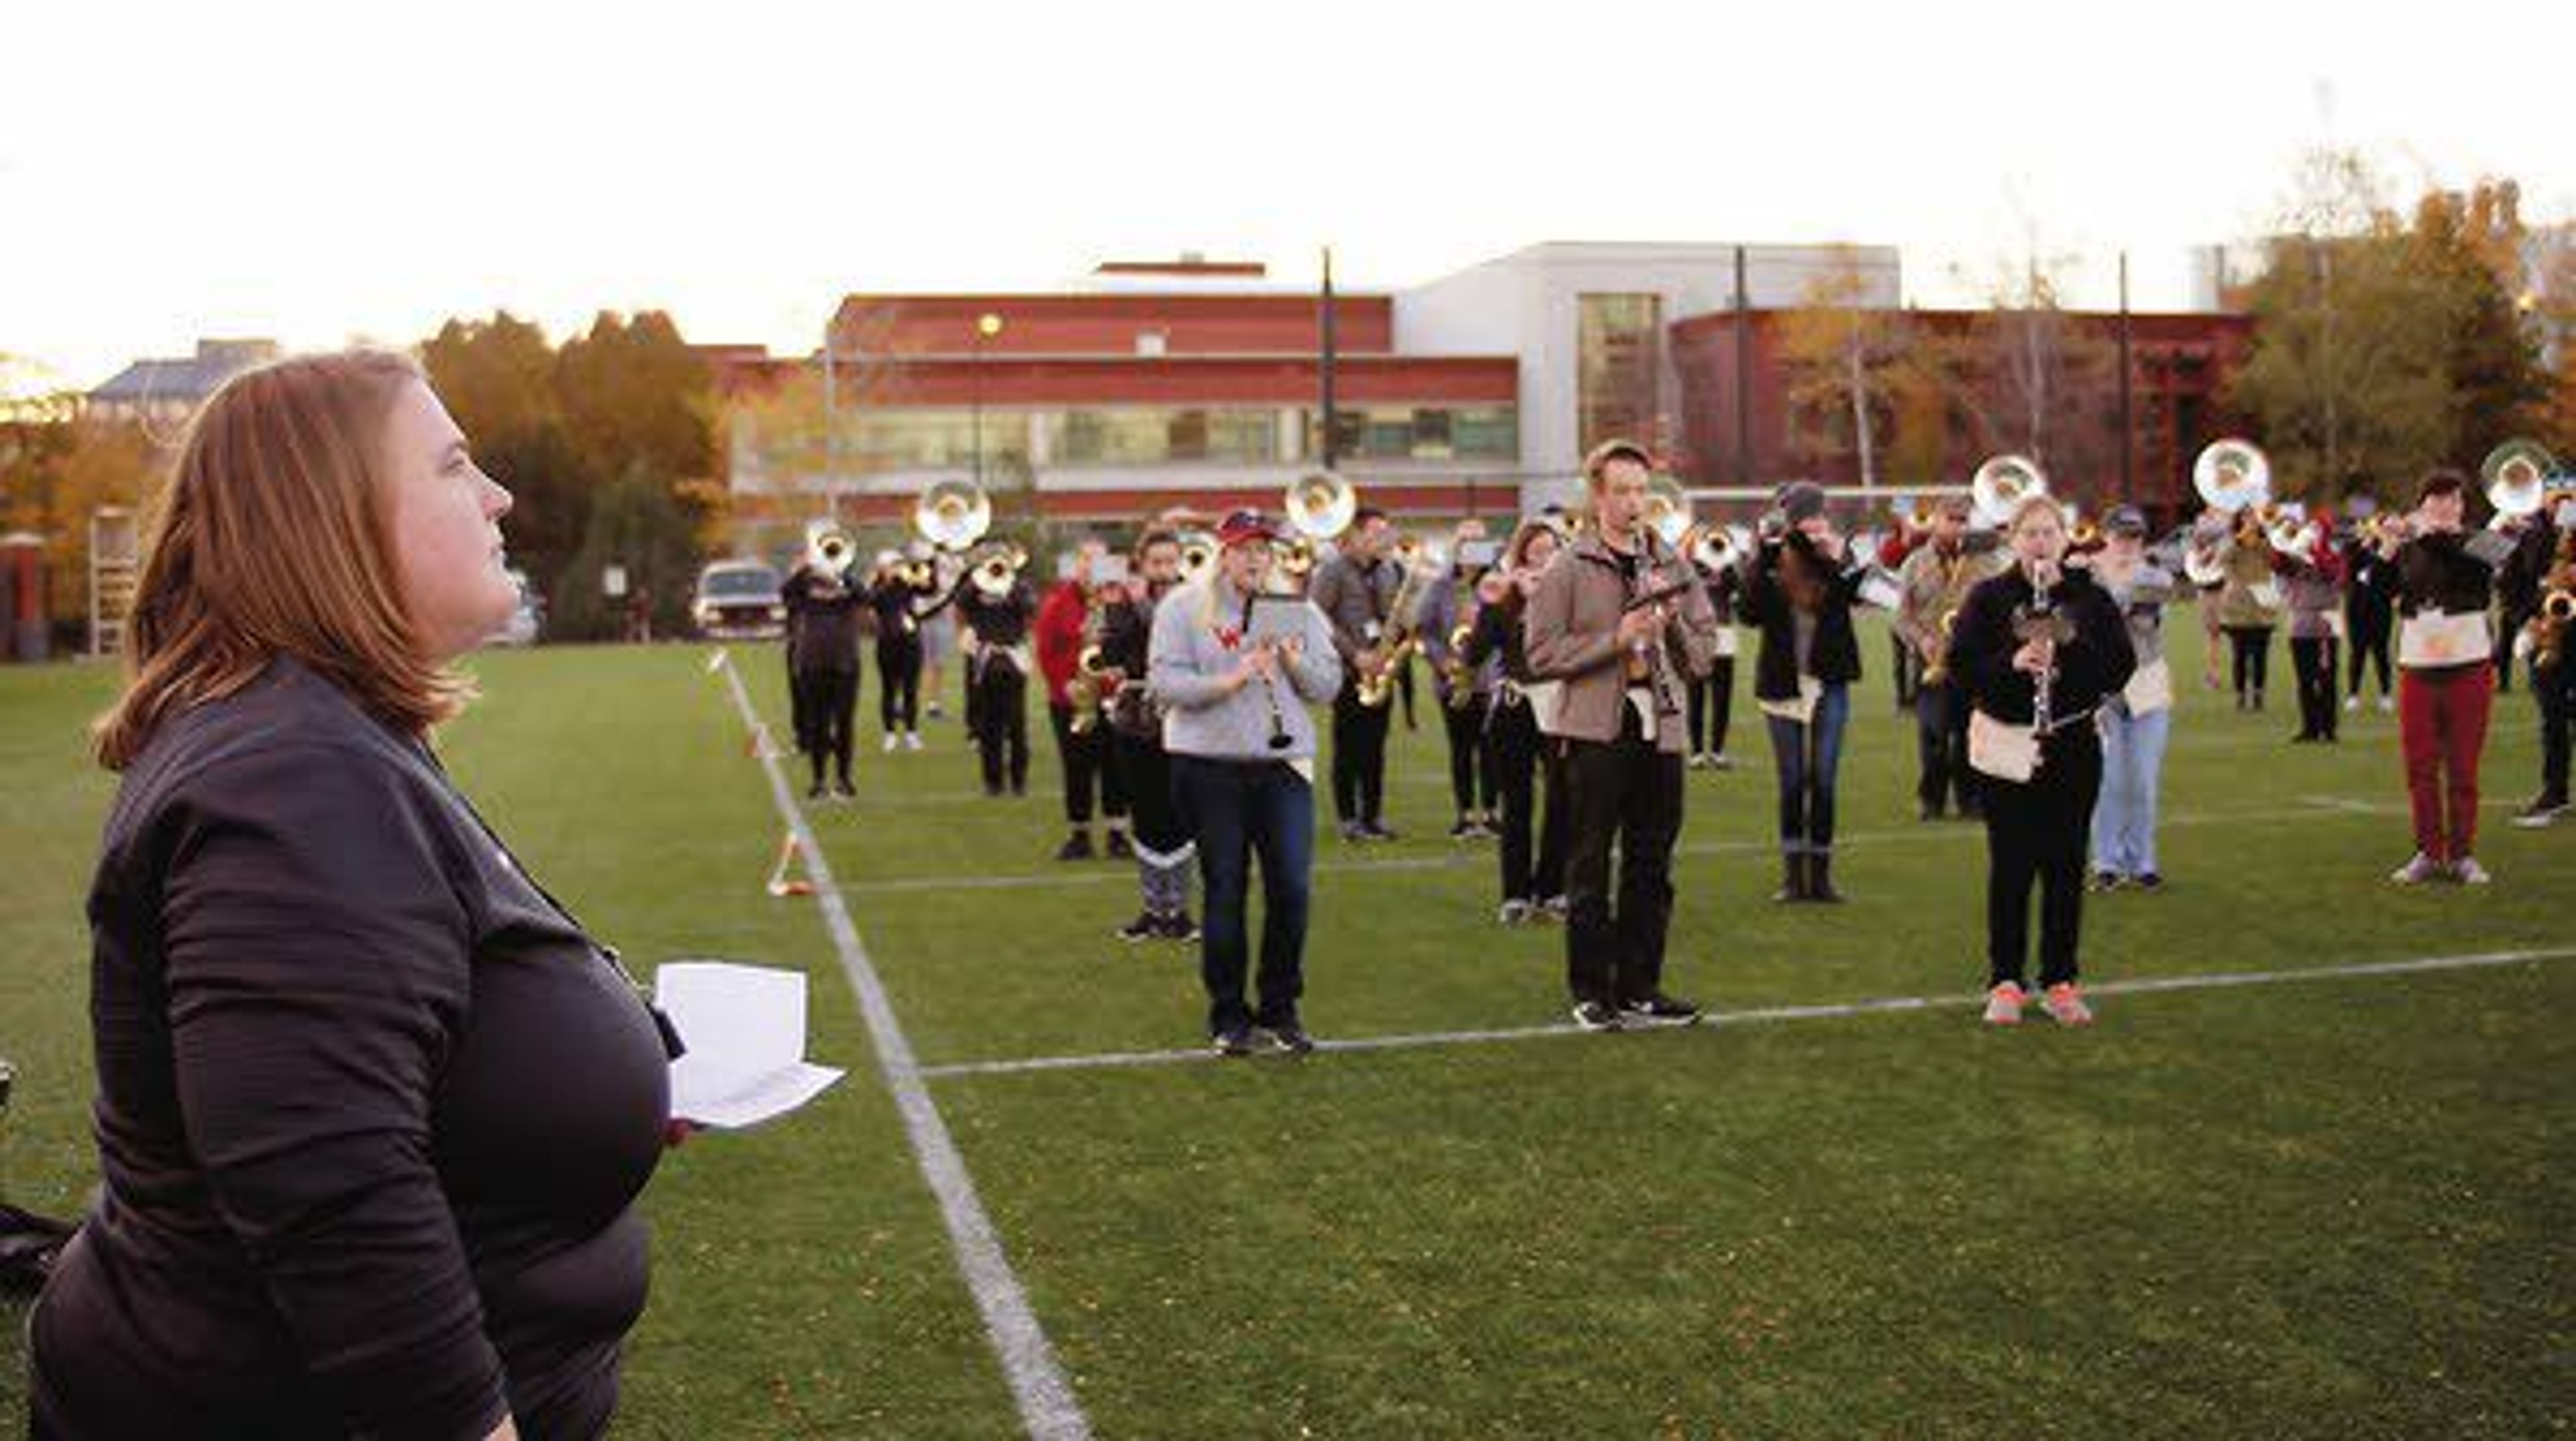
[1736, 535, 1864, 700]
[34, 658, 672, 1441]
[782, 564, 866, 673]
[1951, 565, 2137, 749]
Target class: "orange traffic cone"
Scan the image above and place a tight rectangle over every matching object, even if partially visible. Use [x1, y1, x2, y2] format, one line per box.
[765, 830, 814, 898]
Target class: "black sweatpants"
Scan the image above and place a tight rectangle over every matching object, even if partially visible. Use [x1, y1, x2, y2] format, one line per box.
[1487, 699, 1567, 904]
[2347, 609, 2392, 699]
[1048, 702, 1130, 826]
[1562, 705, 1684, 1006]
[2534, 655, 2573, 802]
[2226, 625, 2273, 706]
[1441, 693, 1498, 818]
[971, 656, 1028, 795]
[2291, 636, 2340, 739]
[791, 664, 858, 787]
[1330, 689, 1393, 825]
[1982, 730, 2103, 991]
[877, 636, 922, 734]
[1115, 731, 1186, 853]
[1686, 657, 1736, 757]
[1914, 679, 1978, 816]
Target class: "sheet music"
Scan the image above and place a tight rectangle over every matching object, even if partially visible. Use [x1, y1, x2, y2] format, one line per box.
[657, 961, 845, 1130]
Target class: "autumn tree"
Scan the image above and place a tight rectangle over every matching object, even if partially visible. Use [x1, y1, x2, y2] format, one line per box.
[1774, 247, 1910, 488]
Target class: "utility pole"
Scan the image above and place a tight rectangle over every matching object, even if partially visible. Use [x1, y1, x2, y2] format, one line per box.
[2117, 251, 2135, 505]
[1319, 246, 1340, 470]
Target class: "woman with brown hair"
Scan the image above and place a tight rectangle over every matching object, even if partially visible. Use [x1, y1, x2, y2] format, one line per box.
[1738, 482, 1866, 903]
[31, 352, 678, 1440]
[1464, 516, 1572, 923]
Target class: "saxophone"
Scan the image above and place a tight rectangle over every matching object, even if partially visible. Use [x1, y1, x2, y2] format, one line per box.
[2530, 528, 2576, 672]
[1065, 585, 1113, 735]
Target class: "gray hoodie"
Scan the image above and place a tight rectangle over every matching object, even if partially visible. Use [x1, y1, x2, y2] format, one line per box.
[1148, 574, 1342, 760]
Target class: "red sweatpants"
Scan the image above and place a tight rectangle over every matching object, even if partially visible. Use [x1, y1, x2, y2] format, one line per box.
[2398, 665, 2493, 863]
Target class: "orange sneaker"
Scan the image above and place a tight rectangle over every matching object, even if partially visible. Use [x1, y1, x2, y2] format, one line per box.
[2042, 983, 2094, 1026]
[1982, 982, 2026, 1026]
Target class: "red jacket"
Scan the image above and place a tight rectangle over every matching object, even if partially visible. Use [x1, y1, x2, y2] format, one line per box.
[1034, 582, 1089, 704]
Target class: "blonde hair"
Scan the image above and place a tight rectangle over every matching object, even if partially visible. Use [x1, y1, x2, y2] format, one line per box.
[94, 350, 470, 769]
[2006, 494, 2065, 534]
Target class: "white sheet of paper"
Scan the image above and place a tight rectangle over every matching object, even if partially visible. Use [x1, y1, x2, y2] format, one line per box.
[657, 961, 845, 1130]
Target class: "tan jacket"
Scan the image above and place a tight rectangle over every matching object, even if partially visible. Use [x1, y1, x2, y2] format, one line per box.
[1523, 530, 1721, 751]
[1894, 541, 2007, 660]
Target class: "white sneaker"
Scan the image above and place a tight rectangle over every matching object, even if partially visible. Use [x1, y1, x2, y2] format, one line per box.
[2343, 695, 2359, 712]
[2390, 852, 2443, 885]
[904, 731, 924, 751]
[882, 734, 900, 753]
[1497, 898, 1533, 925]
[2377, 695, 2394, 714]
[1982, 982, 2026, 1026]
[2452, 856, 2491, 885]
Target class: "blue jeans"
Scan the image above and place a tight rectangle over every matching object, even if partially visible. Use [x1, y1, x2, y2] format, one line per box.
[1764, 682, 1849, 855]
[1171, 755, 1315, 1034]
[2090, 698, 2170, 877]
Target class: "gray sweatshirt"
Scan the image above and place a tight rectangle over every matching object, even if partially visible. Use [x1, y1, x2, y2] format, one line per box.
[1148, 574, 1343, 760]
[2098, 562, 2176, 669]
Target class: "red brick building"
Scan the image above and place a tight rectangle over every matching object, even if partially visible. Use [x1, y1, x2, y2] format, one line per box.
[1670, 308, 2255, 528]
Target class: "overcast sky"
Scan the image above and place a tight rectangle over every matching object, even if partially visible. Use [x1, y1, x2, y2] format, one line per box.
[4, 1, 2566, 392]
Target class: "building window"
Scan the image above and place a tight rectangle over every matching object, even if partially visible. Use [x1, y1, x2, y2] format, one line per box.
[1578, 293, 1663, 456]
[1057, 408, 1281, 465]
[1305, 406, 1517, 463]
[847, 409, 1028, 470]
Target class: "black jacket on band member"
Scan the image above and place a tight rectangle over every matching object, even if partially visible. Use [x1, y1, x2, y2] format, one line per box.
[1736, 535, 1866, 701]
[1949, 566, 2136, 748]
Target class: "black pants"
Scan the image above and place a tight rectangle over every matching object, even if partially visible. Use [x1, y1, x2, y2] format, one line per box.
[1983, 730, 2103, 990]
[2292, 636, 2340, 739]
[1686, 657, 1735, 756]
[1914, 680, 1978, 816]
[1891, 631, 1920, 708]
[790, 663, 858, 787]
[2226, 626, 2272, 705]
[2534, 655, 2574, 801]
[1441, 693, 1499, 817]
[1116, 731, 1187, 853]
[877, 636, 922, 733]
[1330, 690, 1393, 825]
[2347, 611, 2392, 698]
[1562, 706, 1684, 1006]
[1048, 702, 1130, 826]
[971, 655, 1028, 795]
[1488, 699, 1568, 904]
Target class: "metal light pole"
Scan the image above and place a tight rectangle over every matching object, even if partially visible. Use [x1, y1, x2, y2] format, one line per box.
[972, 311, 1003, 490]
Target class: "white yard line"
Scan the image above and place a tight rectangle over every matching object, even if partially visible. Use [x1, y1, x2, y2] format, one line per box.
[714, 657, 1092, 1441]
[914, 946, 2576, 1081]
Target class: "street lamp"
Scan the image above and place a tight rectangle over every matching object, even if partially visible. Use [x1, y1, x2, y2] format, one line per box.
[972, 311, 1004, 490]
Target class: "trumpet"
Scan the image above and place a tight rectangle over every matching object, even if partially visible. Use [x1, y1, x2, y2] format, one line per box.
[1685, 522, 1750, 575]
[2265, 504, 2323, 559]
[967, 543, 1024, 598]
[1644, 473, 1693, 549]
[1066, 643, 1116, 735]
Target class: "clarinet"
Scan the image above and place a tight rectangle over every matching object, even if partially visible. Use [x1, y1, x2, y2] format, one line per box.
[2027, 558, 2061, 741]
[1630, 541, 1682, 722]
[1242, 591, 1293, 751]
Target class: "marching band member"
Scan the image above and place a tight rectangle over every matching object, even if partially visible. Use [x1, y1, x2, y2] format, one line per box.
[1894, 494, 2000, 821]
[2345, 517, 2399, 714]
[917, 547, 962, 720]
[1525, 439, 1721, 1030]
[1466, 519, 1572, 923]
[1685, 530, 1741, 770]
[1036, 539, 1132, 861]
[2510, 495, 2575, 827]
[1311, 506, 1405, 842]
[1739, 482, 1865, 904]
[2282, 518, 2347, 743]
[2381, 470, 2513, 883]
[865, 548, 934, 751]
[1148, 509, 1342, 1055]
[2190, 513, 2229, 692]
[922, 548, 1036, 798]
[781, 538, 867, 799]
[1417, 519, 1501, 840]
[2216, 515, 2282, 711]
[2084, 506, 2176, 892]
[1102, 529, 1198, 939]
[1951, 494, 2135, 1026]
[1880, 516, 1925, 712]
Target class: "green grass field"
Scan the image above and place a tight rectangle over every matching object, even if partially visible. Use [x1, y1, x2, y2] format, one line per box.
[3, 616, 2571, 1438]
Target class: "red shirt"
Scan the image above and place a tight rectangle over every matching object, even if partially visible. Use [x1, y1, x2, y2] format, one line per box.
[1034, 582, 1089, 703]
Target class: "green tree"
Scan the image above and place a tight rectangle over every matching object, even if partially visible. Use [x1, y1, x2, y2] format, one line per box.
[1774, 247, 1909, 488]
[553, 459, 704, 642]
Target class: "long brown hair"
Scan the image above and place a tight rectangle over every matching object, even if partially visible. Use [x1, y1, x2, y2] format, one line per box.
[94, 351, 470, 769]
